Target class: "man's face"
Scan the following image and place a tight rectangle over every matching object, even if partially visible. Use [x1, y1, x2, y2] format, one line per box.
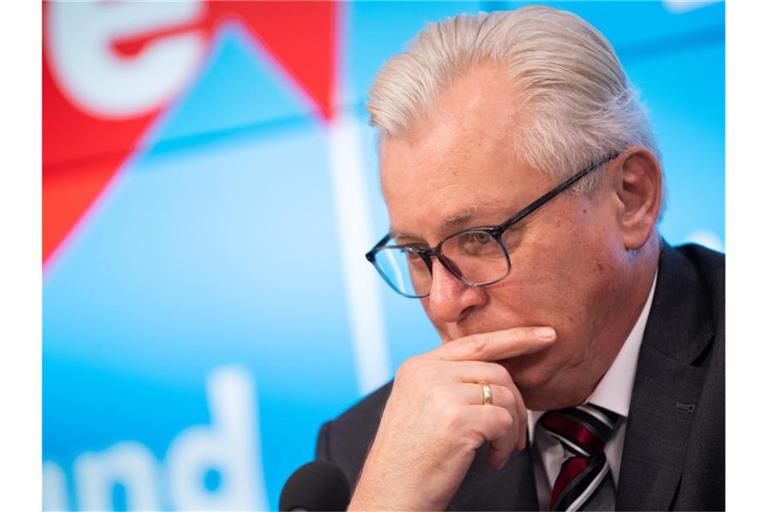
[380, 65, 632, 409]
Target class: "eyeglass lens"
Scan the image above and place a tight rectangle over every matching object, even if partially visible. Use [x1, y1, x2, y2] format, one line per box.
[374, 230, 510, 297]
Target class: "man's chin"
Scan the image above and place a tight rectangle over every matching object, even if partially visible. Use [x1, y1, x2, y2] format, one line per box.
[497, 352, 556, 405]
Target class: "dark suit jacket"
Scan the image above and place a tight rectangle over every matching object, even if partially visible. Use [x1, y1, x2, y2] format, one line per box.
[315, 243, 724, 511]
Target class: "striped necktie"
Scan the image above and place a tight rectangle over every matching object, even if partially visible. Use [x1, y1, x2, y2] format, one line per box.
[539, 404, 620, 511]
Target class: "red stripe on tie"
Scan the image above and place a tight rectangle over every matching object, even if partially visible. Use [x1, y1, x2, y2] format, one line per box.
[550, 456, 589, 510]
[541, 413, 605, 455]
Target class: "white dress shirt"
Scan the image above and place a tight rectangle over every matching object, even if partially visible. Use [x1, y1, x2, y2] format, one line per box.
[526, 274, 657, 510]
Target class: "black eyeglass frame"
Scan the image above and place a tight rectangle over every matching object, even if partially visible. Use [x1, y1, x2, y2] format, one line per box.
[365, 151, 621, 298]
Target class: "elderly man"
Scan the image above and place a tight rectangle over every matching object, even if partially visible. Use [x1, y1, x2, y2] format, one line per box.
[315, 6, 724, 511]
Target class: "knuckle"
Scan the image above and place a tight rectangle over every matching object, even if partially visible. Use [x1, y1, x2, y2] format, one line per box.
[395, 358, 421, 385]
[424, 383, 449, 405]
[468, 334, 487, 355]
[490, 363, 513, 386]
[443, 403, 466, 429]
[495, 385, 513, 405]
[495, 409, 515, 431]
[464, 427, 486, 448]
[394, 360, 412, 381]
[489, 364, 505, 381]
[502, 371, 515, 389]
[412, 362, 436, 384]
[511, 327, 528, 341]
[508, 389, 520, 410]
[398, 356, 422, 375]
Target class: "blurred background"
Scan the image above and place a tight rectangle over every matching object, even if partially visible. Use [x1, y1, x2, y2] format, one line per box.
[42, 1, 724, 510]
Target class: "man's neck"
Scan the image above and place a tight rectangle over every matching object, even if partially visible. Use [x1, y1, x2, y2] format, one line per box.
[577, 238, 661, 405]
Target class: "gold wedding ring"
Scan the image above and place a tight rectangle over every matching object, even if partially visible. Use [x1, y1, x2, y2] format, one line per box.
[480, 382, 493, 406]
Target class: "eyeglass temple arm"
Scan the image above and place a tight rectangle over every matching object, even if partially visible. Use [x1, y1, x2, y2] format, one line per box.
[498, 152, 619, 232]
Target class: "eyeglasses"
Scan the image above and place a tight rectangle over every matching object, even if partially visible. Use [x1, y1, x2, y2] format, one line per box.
[365, 152, 619, 298]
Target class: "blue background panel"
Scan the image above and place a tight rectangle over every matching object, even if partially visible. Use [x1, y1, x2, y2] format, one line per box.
[43, 2, 724, 510]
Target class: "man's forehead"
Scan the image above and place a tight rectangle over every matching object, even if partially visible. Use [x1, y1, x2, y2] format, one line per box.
[376, 69, 543, 242]
[378, 65, 523, 168]
[379, 135, 517, 198]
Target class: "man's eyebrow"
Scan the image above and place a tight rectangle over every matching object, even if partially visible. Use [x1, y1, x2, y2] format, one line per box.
[389, 229, 424, 243]
[391, 205, 483, 242]
[442, 205, 481, 230]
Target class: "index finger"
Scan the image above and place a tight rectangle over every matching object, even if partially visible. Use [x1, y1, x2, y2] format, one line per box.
[436, 326, 556, 362]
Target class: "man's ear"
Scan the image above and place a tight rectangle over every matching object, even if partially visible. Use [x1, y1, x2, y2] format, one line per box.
[610, 146, 663, 250]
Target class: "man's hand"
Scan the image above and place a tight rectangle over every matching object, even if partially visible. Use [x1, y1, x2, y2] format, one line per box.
[347, 326, 557, 511]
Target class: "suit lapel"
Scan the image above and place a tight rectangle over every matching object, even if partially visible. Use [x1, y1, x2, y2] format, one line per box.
[448, 442, 538, 511]
[616, 243, 715, 511]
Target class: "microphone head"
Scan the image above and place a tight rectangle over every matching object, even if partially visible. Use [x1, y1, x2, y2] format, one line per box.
[279, 460, 351, 511]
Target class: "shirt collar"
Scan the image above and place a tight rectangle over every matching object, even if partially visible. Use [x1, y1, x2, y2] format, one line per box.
[527, 272, 658, 435]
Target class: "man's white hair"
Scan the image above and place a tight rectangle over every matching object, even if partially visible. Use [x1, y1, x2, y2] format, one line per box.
[367, 6, 662, 196]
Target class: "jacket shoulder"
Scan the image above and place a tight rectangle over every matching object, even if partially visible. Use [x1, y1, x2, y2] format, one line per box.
[675, 243, 724, 288]
[675, 242, 724, 328]
[645, 242, 725, 509]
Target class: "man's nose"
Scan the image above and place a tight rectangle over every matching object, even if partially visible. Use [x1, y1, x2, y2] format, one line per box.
[427, 259, 487, 323]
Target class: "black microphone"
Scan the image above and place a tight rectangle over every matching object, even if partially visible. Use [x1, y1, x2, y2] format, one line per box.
[279, 460, 351, 511]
